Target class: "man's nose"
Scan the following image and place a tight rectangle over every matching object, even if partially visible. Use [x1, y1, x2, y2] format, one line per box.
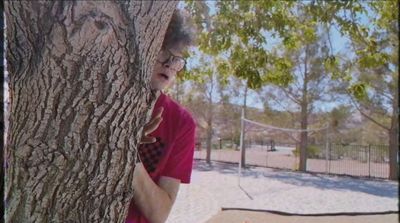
[163, 57, 173, 68]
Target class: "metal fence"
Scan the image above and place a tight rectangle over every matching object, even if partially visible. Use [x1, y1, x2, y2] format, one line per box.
[318, 143, 390, 178]
[194, 139, 391, 179]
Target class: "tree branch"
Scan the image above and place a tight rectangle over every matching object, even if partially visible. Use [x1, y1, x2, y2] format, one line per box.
[278, 86, 302, 105]
[347, 90, 389, 131]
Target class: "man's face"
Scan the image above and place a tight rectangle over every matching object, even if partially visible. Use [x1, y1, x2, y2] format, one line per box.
[150, 47, 185, 91]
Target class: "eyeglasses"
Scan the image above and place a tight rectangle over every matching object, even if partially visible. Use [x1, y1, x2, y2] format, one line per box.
[156, 49, 186, 72]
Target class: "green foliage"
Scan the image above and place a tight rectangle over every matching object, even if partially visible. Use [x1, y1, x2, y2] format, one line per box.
[184, 1, 211, 31]
[215, 62, 229, 86]
[369, 0, 399, 30]
[330, 105, 352, 128]
[358, 51, 390, 69]
[282, 35, 300, 50]
[349, 82, 368, 101]
[324, 56, 339, 76]
[292, 145, 322, 158]
[186, 0, 397, 92]
[262, 70, 293, 87]
[179, 66, 205, 83]
[262, 57, 294, 87]
[188, 0, 302, 88]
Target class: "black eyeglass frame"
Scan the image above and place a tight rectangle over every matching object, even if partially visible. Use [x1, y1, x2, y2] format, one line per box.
[156, 48, 186, 72]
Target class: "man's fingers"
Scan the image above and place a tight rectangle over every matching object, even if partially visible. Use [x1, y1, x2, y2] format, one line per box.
[153, 107, 164, 119]
[143, 116, 162, 135]
[140, 136, 157, 144]
[140, 107, 164, 144]
[143, 107, 164, 135]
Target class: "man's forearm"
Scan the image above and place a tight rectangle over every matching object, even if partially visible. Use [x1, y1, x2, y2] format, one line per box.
[132, 163, 175, 223]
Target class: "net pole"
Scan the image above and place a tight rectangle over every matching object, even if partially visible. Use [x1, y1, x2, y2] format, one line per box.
[266, 142, 268, 167]
[325, 125, 329, 174]
[238, 108, 244, 187]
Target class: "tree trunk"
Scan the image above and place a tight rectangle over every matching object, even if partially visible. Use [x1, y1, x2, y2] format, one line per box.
[173, 79, 182, 103]
[205, 124, 212, 163]
[388, 83, 399, 180]
[206, 76, 214, 163]
[299, 46, 309, 172]
[299, 105, 308, 171]
[388, 127, 398, 180]
[5, 1, 177, 222]
[240, 83, 248, 168]
[1, 7, 6, 223]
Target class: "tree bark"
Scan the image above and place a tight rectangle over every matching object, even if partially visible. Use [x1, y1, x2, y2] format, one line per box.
[388, 125, 398, 180]
[240, 83, 248, 168]
[206, 74, 214, 164]
[5, 1, 177, 222]
[388, 80, 399, 180]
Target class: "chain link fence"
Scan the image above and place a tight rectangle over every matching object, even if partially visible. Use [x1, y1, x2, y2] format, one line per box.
[310, 143, 390, 178]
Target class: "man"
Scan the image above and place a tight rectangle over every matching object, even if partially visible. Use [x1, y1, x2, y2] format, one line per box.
[126, 10, 196, 223]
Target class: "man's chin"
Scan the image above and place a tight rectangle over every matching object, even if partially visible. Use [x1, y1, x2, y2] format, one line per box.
[150, 84, 166, 91]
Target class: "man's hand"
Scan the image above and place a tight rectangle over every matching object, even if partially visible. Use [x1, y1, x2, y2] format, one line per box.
[141, 107, 163, 144]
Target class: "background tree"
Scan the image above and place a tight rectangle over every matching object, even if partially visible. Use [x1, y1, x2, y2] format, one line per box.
[260, 16, 336, 170]
[350, 1, 398, 179]
[170, 77, 185, 104]
[214, 76, 238, 143]
[183, 56, 229, 163]
[186, 0, 398, 178]
[193, 60, 215, 163]
[194, 1, 297, 167]
[222, 77, 247, 146]
[322, 0, 399, 179]
[5, 1, 177, 222]
[327, 105, 353, 143]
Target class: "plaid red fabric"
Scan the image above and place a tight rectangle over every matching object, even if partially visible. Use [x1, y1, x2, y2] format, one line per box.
[138, 137, 166, 173]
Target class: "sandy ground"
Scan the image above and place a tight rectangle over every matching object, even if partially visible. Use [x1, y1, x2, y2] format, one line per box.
[167, 160, 398, 223]
[206, 210, 399, 223]
[192, 160, 397, 213]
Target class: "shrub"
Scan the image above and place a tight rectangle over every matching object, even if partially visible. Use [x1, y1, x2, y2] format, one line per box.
[292, 145, 321, 158]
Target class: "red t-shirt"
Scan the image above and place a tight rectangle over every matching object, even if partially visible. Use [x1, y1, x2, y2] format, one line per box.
[126, 92, 196, 223]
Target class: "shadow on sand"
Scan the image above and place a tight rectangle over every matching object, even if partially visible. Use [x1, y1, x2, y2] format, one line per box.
[193, 159, 398, 199]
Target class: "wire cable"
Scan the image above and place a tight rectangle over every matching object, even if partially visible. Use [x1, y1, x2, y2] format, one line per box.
[221, 207, 398, 216]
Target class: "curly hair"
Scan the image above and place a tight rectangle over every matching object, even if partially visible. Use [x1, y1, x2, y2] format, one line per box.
[162, 9, 196, 50]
